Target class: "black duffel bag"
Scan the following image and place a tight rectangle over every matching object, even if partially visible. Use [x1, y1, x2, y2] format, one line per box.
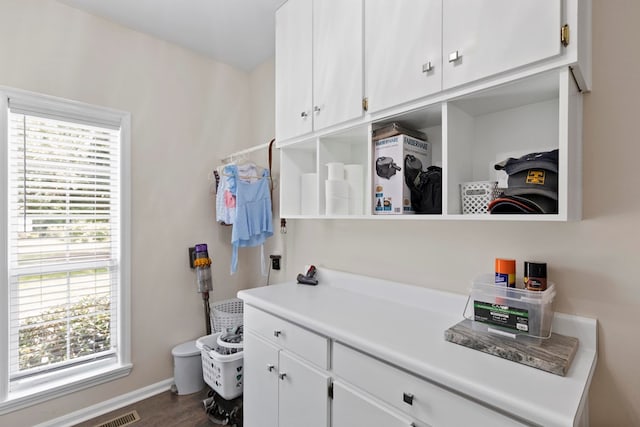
[404, 155, 442, 214]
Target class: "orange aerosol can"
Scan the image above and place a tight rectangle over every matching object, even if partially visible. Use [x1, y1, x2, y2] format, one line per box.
[495, 258, 516, 287]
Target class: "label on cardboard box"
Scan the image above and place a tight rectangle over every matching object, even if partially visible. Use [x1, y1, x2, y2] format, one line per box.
[373, 134, 431, 214]
[473, 301, 530, 333]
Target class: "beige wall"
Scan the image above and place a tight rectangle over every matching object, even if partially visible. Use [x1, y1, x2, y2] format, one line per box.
[1, 0, 638, 426]
[279, 2, 640, 426]
[0, 0, 263, 425]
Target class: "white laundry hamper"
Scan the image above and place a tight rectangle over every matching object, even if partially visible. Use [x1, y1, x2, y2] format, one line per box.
[196, 333, 243, 400]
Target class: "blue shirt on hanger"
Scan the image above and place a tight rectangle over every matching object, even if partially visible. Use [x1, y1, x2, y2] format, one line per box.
[229, 165, 273, 274]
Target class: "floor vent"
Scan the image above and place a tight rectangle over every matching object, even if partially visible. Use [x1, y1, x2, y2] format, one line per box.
[94, 410, 140, 427]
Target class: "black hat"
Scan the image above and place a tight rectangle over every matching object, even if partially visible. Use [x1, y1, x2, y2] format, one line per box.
[495, 149, 558, 201]
[488, 194, 558, 214]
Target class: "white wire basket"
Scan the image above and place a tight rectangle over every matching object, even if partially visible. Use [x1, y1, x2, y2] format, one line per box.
[196, 333, 243, 400]
[210, 298, 244, 333]
[460, 181, 500, 214]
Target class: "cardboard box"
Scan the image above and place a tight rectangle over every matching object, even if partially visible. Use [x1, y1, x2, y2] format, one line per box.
[373, 134, 431, 214]
[371, 122, 427, 142]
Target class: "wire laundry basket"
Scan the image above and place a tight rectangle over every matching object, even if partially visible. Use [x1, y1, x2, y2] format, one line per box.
[210, 298, 244, 333]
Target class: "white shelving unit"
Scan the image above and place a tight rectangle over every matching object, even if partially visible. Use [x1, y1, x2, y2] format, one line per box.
[276, 0, 590, 221]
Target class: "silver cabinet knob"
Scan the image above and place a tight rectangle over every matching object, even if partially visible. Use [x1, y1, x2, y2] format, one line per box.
[267, 364, 275, 372]
[278, 372, 287, 380]
[273, 330, 282, 337]
[422, 61, 433, 73]
[313, 105, 321, 113]
[300, 111, 308, 118]
[448, 50, 462, 63]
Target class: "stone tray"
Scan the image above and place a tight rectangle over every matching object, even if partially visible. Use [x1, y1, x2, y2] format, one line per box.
[444, 319, 579, 376]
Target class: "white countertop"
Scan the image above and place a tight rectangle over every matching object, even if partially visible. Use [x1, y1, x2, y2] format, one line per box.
[237, 268, 597, 427]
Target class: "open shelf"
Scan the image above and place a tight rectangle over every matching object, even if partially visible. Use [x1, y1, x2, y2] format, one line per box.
[278, 68, 581, 221]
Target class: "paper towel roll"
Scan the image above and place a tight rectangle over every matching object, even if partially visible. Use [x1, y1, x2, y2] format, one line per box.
[326, 196, 349, 215]
[349, 194, 364, 215]
[325, 179, 349, 198]
[326, 162, 345, 181]
[344, 164, 363, 183]
[344, 164, 364, 215]
[300, 173, 318, 215]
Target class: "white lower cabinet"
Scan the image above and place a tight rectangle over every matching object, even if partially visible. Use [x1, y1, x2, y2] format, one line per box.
[244, 304, 528, 427]
[244, 331, 331, 427]
[243, 306, 331, 427]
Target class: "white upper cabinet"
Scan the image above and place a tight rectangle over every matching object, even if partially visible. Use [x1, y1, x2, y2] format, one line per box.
[276, 0, 363, 143]
[275, 0, 313, 142]
[442, 0, 562, 90]
[276, 0, 313, 139]
[312, 0, 363, 132]
[275, 0, 590, 221]
[364, 0, 442, 114]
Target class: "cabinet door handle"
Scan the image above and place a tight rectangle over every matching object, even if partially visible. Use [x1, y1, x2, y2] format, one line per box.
[313, 105, 321, 113]
[403, 392, 414, 405]
[278, 372, 287, 380]
[266, 364, 275, 372]
[448, 50, 462, 63]
[273, 330, 282, 337]
[300, 111, 308, 118]
[422, 61, 433, 73]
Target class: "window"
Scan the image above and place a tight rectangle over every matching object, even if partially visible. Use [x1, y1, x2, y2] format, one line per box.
[0, 88, 131, 412]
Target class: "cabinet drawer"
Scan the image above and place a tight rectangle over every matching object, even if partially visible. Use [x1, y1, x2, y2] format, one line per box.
[332, 343, 526, 427]
[333, 380, 415, 427]
[245, 305, 329, 369]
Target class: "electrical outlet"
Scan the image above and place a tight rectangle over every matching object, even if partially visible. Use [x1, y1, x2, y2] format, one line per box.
[270, 254, 282, 270]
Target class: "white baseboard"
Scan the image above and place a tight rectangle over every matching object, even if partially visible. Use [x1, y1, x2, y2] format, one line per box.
[33, 378, 174, 427]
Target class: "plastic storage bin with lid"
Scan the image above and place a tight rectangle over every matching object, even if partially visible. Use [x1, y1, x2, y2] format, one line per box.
[464, 273, 556, 341]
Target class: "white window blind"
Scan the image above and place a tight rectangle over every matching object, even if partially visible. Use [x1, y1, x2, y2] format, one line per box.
[6, 105, 121, 388]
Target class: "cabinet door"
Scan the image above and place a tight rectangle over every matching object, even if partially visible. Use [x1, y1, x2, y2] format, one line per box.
[275, 0, 313, 141]
[333, 381, 415, 427]
[278, 351, 331, 427]
[443, 0, 562, 90]
[243, 332, 279, 427]
[365, 0, 442, 114]
[313, 0, 363, 131]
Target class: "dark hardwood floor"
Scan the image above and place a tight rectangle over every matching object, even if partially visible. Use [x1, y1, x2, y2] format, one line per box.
[73, 388, 228, 427]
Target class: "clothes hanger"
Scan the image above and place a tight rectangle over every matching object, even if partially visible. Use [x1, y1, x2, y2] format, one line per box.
[220, 158, 267, 180]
